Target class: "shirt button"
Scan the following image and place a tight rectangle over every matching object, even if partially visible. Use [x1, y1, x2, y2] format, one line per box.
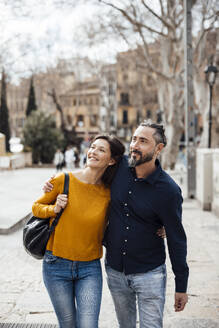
[126, 213, 129, 216]
[126, 226, 129, 230]
[128, 191, 132, 194]
[124, 203, 127, 206]
[135, 179, 137, 182]
[123, 252, 126, 255]
[125, 239, 127, 242]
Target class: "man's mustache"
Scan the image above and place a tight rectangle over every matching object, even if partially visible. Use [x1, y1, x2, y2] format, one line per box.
[131, 150, 142, 156]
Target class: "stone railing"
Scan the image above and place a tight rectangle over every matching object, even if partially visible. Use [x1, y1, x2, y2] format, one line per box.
[0, 152, 32, 169]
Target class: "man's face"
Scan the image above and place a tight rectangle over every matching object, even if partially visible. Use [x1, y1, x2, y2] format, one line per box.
[129, 126, 159, 167]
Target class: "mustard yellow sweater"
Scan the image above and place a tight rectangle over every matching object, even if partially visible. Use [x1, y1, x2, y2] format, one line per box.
[32, 172, 110, 261]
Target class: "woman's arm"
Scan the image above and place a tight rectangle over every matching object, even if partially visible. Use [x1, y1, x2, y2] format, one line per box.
[32, 173, 64, 218]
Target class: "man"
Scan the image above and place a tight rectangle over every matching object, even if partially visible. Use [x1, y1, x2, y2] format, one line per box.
[103, 121, 188, 327]
[43, 121, 189, 328]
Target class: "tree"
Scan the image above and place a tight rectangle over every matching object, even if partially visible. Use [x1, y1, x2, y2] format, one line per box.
[22, 110, 64, 164]
[85, 0, 218, 168]
[47, 87, 78, 148]
[26, 76, 37, 116]
[0, 70, 11, 152]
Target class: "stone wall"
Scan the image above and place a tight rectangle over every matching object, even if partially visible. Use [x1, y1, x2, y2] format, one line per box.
[212, 149, 219, 217]
[0, 152, 32, 169]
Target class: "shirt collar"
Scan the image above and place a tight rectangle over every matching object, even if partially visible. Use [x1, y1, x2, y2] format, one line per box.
[129, 159, 162, 185]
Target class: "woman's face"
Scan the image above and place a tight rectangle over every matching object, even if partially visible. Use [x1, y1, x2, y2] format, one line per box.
[86, 138, 115, 169]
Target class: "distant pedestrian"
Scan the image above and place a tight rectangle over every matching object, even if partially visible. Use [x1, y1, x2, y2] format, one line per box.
[64, 146, 75, 170]
[53, 149, 64, 172]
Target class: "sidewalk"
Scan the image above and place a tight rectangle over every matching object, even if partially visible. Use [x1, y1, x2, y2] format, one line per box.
[0, 168, 56, 233]
[0, 168, 219, 327]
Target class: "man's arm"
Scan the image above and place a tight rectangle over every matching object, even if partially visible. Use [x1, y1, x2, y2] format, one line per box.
[159, 188, 189, 311]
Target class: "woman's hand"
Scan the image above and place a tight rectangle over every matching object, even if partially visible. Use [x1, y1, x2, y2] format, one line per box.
[54, 194, 68, 214]
[156, 227, 166, 239]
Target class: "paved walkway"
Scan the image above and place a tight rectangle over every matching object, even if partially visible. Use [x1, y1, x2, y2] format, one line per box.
[0, 168, 56, 233]
[0, 168, 219, 327]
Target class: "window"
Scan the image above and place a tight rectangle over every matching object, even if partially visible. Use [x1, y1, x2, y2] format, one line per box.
[110, 115, 114, 126]
[73, 99, 77, 106]
[90, 114, 98, 127]
[120, 93, 129, 105]
[146, 109, 151, 118]
[109, 84, 113, 95]
[16, 118, 25, 128]
[122, 110, 128, 124]
[76, 115, 84, 127]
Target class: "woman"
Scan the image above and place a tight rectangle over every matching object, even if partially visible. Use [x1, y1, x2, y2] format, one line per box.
[32, 135, 125, 328]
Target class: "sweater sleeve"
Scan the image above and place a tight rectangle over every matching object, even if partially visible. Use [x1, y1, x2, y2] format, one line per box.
[32, 173, 64, 218]
[159, 188, 189, 293]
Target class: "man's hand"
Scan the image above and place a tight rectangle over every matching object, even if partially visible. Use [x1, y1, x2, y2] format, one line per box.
[43, 175, 55, 193]
[174, 292, 188, 312]
[156, 227, 166, 239]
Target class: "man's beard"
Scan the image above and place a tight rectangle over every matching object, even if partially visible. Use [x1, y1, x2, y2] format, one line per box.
[128, 149, 155, 167]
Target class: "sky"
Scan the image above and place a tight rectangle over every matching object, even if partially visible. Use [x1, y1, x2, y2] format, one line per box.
[1, 0, 218, 83]
[1, 0, 129, 83]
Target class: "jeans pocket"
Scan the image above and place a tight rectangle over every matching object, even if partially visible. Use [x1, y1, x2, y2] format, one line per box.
[44, 251, 58, 264]
[151, 264, 166, 275]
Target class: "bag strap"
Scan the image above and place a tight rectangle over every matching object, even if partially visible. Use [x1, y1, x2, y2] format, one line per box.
[49, 173, 69, 232]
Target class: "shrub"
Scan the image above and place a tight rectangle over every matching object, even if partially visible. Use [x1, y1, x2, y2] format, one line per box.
[22, 110, 64, 164]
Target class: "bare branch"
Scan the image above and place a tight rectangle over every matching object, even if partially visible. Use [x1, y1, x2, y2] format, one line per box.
[99, 0, 168, 37]
[136, 25, 173, 80]
[141, 0, 174, 31]
[159, 0, 165, 17]
[194, 15, 218, 54]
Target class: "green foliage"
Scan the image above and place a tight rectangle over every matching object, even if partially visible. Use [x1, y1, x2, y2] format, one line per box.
[26, 76, 37, 116]
[0, 71, 11, 152]
[22, 110, 64, 164]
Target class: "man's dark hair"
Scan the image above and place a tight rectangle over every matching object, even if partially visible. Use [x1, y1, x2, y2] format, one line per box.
[90, 134, 125, 187]
[139, 120, 167, 147]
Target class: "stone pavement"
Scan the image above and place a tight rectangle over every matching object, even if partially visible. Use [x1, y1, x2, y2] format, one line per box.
[0, 168, 219, 327]
[0, 168, 57, 233]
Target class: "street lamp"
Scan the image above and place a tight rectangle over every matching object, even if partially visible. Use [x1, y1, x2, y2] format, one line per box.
[204, 64, 218, 148]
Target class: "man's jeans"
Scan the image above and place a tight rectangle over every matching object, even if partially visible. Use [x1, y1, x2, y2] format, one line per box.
[43, 251, 102, 328]
[105, 264, 166, 328]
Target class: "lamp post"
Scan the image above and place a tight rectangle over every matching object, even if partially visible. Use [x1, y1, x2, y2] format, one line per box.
[204, 64, 218, 148]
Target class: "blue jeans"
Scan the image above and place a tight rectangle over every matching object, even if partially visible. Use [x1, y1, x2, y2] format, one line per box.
[105, 264, 166, 328]
[43, 251, 102, 328]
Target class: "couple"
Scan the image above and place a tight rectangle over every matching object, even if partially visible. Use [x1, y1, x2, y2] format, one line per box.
[32, 121, 189, 328]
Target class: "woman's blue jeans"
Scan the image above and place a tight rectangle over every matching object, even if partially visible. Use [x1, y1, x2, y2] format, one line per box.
[43, 251, 102, 328]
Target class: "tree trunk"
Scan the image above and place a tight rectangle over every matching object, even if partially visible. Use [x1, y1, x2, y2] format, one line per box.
[157, 76, 184, 169]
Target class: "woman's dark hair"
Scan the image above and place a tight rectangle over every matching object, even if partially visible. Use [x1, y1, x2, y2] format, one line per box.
[90, 134, 125, 187]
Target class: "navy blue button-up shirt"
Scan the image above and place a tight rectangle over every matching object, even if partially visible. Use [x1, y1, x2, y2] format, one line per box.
[104, 156, 189, 293]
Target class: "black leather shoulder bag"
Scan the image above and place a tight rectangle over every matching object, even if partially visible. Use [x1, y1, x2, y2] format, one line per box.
[23, 172, 69, 260]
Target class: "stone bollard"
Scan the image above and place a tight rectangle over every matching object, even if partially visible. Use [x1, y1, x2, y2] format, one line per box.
[196, 149, 214, 211]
